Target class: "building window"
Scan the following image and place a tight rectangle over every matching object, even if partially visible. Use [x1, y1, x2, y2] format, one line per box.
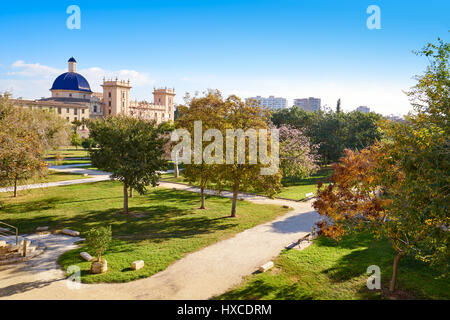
[109, 109, 111, 115]
[74, 109, 77, 115]
[108, 92, 111, 98]
[108, 101, 111, 107]
[58, 107, 61, 114]
[66, 108, 70, 113]
[69, 93, 72, 97]
[93, 105, 97, 113]
[82, 109, 85, 114]
[66, 117, 70, 121]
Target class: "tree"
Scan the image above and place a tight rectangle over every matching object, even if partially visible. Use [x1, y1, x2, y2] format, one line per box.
[88, 115, 170, 213]
[71, 132, 82, 149]
[217, 95, 282, 217]
[81, 137, 96, 149]
[278, 125, 320, 179]
[336, 98, 341, 113]
[271, 106, 382, 164]
[175, 90, 225, 209]
[0, 95, 69, 196]
[313, 38, 449, 292]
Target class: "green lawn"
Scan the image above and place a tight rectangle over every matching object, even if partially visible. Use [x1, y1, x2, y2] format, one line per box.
[161, 167, 333, 201]
[47, 159, 92, 166]
[0, 180, 290, 283]
[45, 147, 89, 159]
[38, 170, 90, 183]
[217, 232, 449, 300]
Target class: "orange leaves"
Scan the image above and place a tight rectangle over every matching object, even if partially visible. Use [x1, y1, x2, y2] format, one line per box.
[313, 145, 391, 238]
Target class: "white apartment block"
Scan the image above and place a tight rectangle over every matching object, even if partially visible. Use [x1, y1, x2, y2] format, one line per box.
[293, 97, 321, 112]
[356, 106, 370, 113]
[246, 96, 287, 110]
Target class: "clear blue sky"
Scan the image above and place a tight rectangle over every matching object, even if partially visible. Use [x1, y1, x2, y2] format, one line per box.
[0, 0, 448, 115]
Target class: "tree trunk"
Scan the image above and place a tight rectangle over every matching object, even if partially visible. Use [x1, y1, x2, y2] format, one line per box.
[230, 180, 239, 217]
[174, 155, 179, 178]
[13, 176, 17, 198]
[129, 187, 133, 198]
[389, 253, 404, 292]
[200, 187, 205, 209]
[123, 183, 129, 214]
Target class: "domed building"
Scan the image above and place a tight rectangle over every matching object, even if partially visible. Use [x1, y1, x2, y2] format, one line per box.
[11, 57, 175, 137]
[50, 57, 92, 97]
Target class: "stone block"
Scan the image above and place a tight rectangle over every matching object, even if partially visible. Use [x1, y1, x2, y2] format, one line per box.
[131, 260, 144, 270]
[259, 261, 274, 272]
[62, 229, 80, 237]
[80, 252, 94, 261]
[36, 226, 49, 232]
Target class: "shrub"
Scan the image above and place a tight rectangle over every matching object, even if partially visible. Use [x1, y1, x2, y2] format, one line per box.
[85, 225, 112, 262]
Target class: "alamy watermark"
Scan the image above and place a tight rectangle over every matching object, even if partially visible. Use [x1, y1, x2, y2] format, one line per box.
[171, 121, 279, 175]
[366, 265, 381, 289]
[366, 5, 381, 30]
[66, 265, 81, 290]
[66, 5, 81, 30]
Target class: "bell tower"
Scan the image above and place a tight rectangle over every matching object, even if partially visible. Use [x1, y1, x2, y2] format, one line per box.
[153, 87, 176, 121]
[68, 57, 77, 72]
[101, 78, 132, 116]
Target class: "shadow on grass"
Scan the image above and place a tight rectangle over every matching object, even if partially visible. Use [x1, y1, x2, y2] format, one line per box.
[217, 278, 315, 300]
[281, 168, 333, 188]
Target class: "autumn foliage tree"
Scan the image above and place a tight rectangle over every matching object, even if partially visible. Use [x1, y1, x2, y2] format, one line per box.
[175, 90, 225, 209]
[217, 95, 282, 217]
[0, 94, 70, 196]
[313, 39, 449, 292]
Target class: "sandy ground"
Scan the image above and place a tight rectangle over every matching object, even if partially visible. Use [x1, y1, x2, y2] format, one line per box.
[0, 181, 319, 300]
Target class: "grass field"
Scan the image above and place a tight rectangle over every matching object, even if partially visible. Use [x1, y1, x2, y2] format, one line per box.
[0, 181, 290, 283]
[45, 147, 89, 159]
[47, 159, 92, 166]
[161, 167, 333, 201]
[217, 232, 449, 300]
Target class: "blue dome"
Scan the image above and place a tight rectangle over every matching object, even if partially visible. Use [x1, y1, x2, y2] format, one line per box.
[50, 72, 92, 93]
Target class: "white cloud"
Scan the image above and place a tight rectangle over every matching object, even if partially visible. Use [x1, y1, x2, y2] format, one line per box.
[7, 60, 63, 78]
[0, 60, 154, 99]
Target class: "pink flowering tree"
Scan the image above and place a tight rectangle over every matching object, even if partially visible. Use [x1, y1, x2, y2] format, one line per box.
[278, 125, 320, 179]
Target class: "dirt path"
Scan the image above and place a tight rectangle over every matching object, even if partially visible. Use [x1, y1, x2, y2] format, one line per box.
[0, 182, 319, 300]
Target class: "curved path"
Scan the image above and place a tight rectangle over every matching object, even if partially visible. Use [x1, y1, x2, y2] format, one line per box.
[0, 182, 319, 300]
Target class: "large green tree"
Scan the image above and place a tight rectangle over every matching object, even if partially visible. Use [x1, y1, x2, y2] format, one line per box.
[88, 115, 170, 213]
[271, 106, 382, 164]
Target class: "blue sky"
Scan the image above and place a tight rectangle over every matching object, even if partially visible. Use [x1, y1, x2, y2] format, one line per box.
[0, 0, 448, 115]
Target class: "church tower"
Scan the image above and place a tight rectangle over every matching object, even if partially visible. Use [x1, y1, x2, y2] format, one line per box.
[153, 87, 176, 121]
[68, 57, 77, 72]
[101, 79, 131, 116]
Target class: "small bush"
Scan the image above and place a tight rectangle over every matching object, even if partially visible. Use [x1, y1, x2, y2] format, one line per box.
[82, 137, 96, 149]
[85, 225, 112, 262]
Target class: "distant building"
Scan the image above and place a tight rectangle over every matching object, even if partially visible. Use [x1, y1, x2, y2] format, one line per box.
[293, 97, 321, 112]
[386, 114, 405, 122]
[10, 57, 175, 137]
[356, 106, 370, 113]
[246, 95, 287, 110]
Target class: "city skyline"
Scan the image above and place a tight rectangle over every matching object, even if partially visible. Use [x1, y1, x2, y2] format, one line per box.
[0, 0, 449, 116]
